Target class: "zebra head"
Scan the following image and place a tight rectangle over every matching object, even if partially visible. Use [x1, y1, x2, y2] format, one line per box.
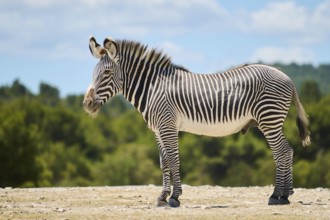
[83, 36, 123, 116]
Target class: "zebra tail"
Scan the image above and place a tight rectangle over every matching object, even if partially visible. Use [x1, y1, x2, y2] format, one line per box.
[293, 87, 311, 147]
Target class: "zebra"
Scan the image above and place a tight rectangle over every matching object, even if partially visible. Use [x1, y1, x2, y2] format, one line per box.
[83, 36, 311, 207]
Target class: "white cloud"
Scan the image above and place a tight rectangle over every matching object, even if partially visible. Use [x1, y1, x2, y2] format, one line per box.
[250, 46, 315, 64]
[159, 41, 205, 67]
[0, 0, 328, 64]
[250, 2, 307, 33]
[242, 1, 330, 45]
[308, 1, 330, 43]
[0, 0, 227, 60]
[22, 0, 69, 8]
[312, 1, 330, 27]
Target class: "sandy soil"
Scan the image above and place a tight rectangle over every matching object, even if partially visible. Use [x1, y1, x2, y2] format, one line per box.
[1, 185, 329, 220]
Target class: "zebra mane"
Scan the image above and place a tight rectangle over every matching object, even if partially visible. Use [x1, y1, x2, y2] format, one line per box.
[116, 39, 189, 72]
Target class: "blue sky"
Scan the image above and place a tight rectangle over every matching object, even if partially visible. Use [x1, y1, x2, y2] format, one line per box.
[0, 0, 329, 97]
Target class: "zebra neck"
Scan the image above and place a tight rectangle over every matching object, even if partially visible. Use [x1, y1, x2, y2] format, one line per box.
[116, 39, 189, 114]
[120, 57, 171, 114]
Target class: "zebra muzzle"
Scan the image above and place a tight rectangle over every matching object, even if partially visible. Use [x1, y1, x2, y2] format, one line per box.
[83, 88, 101, 115]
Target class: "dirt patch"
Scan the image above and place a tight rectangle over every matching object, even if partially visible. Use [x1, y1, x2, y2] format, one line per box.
[1, 185, 329, 219]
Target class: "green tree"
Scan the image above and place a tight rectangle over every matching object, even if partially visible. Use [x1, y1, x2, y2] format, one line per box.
[39, 82, 60, 106]
[0, 79, 31, 100]
[40, 142, 93, 186]
[0, 104, 42, 187]
[92, 143, 160, 185]
[300, 80, 321, 103]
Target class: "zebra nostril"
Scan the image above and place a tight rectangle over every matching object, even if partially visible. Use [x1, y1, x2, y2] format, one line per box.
[83, 99, 92, 108]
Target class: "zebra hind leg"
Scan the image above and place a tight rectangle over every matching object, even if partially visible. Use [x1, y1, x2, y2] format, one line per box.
[261, 129, 294, 205]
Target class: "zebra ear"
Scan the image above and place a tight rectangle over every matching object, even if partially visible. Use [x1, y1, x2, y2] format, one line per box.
[103, 37, 118, 59]
[89, 36, 105, 59]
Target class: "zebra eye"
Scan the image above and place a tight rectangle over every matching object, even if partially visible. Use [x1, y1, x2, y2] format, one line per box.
[102, 71, 111, 78]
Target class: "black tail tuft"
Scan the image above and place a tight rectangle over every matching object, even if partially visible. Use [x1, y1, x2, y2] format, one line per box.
[296, 116, 311, 147]
[293, 85, 311, 147]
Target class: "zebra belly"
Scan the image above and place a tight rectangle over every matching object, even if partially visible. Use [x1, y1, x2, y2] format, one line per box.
[178, 115, 253, 137]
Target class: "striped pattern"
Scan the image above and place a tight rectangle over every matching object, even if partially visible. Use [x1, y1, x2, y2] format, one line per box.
[85, 38, 311, 206]
[92, 55, 123, 104]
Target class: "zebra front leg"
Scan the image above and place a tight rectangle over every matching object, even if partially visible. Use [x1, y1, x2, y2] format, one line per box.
[263, 130, 294, 205]
[158, 127, 182, 207]
[168, 145, 182, 208]
[156, 135, 171, 206]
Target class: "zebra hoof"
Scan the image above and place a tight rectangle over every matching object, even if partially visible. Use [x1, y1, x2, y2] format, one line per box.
[169, 197, 180, 208]
[157, 198, 168, 207]
[268, 195, 290, 205]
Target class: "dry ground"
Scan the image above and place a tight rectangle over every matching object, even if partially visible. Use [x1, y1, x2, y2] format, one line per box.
[1, 185, 329, 220]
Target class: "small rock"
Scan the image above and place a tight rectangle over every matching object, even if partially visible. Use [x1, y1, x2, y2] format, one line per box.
[272, 212, 283, 215]
[54, 208, 66, 213]
[186, 205, 201, 209]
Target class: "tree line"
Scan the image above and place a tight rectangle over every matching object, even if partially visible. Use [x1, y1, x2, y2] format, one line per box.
[0, 63, 329, 188]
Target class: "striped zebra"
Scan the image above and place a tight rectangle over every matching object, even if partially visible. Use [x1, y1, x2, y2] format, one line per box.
[83, 36, 311, 207]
